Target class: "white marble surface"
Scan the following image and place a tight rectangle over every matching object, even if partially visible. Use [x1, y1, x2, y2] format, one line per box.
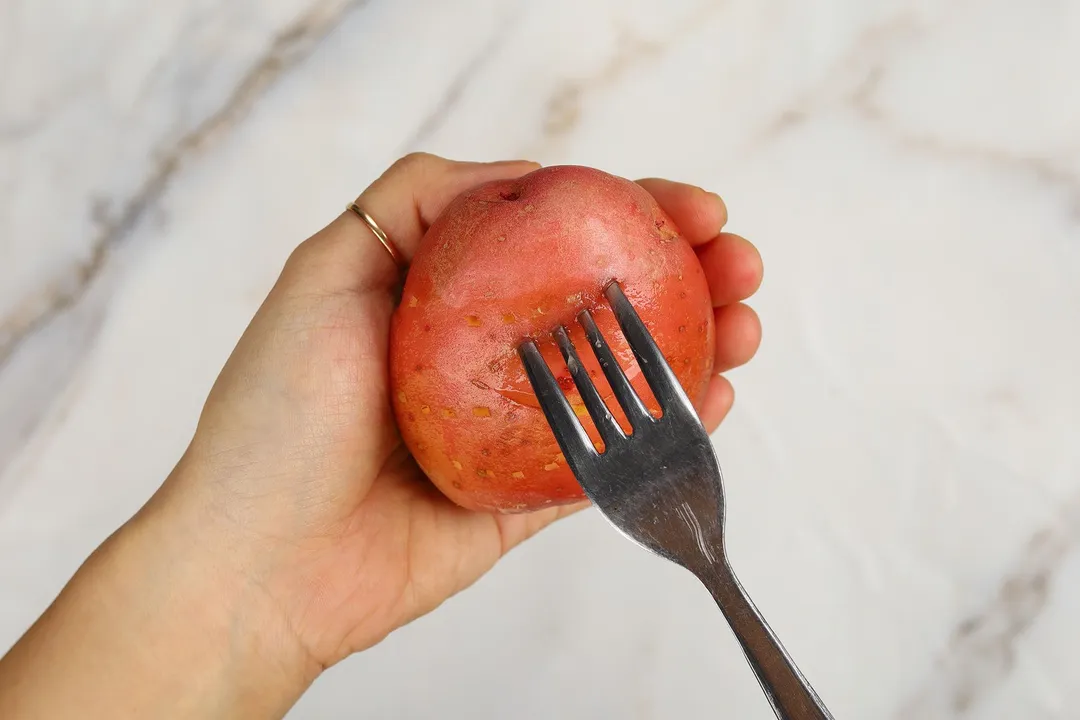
[2, 0, 1080, 717]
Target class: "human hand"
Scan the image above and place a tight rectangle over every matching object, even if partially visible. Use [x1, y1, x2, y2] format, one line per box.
[153, 153, 764, 672]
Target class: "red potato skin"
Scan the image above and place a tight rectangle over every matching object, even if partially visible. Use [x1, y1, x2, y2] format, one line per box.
[389, 166, 714, 513]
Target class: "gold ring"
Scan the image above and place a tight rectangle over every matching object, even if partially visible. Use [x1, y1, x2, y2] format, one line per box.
[347, 202, 407, 271]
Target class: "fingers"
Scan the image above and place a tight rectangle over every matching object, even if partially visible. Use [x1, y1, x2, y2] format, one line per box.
[636, 178, 728, 245]
[699, 375, 735, 434]
[636, 178, 760, 434]
[635, 178, 762, 301]
[701, 304, 759, 433]
[697, 233, 763, 306]
[714, 303, 761, 373]
[283, 153, 540, 296]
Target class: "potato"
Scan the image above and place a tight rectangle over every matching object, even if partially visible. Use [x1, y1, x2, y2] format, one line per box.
[389, 166, 714, 513]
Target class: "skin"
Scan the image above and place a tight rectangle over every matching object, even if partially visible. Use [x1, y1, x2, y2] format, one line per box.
[0, 153, 763, 719]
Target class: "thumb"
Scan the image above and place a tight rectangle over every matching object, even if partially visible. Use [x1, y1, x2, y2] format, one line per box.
[281, 153, 541, 296]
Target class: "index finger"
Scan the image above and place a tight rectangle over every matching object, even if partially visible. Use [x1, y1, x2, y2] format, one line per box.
[636, 178, 728, 246]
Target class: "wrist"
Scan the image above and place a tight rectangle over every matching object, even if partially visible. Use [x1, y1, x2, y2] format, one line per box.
[1, 475, 322, 720]
[0, 477, 321, 720]
[116, 474, 323, 717]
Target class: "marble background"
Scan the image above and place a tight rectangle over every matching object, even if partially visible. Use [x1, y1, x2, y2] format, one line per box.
[2, 0, 1079, 717]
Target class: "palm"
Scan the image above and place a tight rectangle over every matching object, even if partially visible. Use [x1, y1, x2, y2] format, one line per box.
[210, 286, 577, 667]
[311, 457, 579, 664]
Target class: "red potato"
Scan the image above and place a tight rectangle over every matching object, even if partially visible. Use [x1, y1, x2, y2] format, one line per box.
[389, 165, 714, 513]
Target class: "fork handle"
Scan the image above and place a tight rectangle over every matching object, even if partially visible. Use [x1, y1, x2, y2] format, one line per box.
[701, 562, 834, 720]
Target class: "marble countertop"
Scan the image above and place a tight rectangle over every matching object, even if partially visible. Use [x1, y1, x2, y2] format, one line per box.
[3, 0, 1079, 717]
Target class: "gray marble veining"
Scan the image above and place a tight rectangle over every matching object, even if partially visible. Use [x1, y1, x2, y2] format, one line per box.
[2, 1, 1079, 717]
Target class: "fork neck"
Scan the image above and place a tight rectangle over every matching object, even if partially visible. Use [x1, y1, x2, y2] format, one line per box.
[695, 562, 834, 720]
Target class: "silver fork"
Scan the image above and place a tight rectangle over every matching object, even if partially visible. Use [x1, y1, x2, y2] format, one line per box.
[518, 281, 834, 720]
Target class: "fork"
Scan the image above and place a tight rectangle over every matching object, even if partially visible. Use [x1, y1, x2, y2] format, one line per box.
[518, 281, 834, 720]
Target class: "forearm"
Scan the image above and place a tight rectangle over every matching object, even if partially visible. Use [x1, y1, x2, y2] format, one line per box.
[0, 492, 318, 719]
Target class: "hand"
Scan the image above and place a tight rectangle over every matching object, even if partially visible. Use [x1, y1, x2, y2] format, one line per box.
[159, 153, 764, 665]
[0, 153, 763, 719]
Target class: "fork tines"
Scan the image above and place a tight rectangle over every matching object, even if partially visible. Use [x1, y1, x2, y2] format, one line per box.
[519, 281, 695, 463]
